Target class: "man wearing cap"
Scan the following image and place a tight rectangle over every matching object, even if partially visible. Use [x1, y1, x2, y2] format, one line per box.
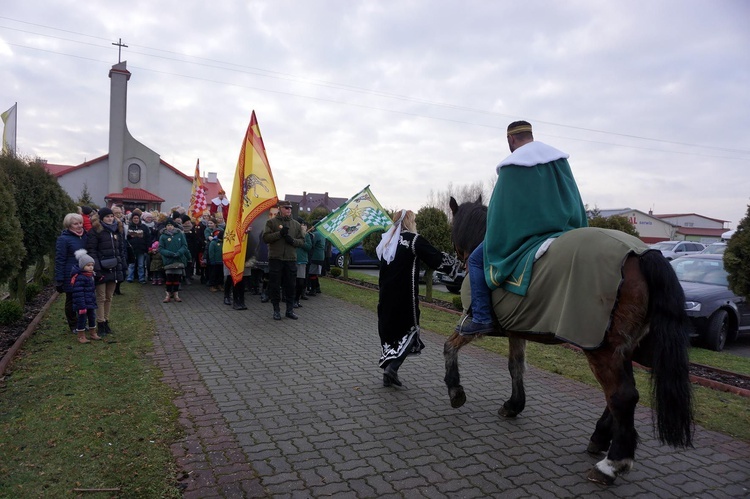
[210, 189, 230, 220]
[457, 121, 588, 335]
[263, 201, 305, 320]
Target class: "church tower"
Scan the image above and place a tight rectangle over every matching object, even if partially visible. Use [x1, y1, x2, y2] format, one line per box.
[108, 61, 130, 195]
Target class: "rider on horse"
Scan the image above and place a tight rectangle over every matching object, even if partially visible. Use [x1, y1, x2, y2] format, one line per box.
[457, 121, 588, 336]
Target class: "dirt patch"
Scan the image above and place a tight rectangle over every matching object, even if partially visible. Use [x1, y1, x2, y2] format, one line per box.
[0, 285, 57, 360]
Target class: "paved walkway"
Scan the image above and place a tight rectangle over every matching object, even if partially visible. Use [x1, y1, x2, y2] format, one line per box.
[145, 280, 750, 498]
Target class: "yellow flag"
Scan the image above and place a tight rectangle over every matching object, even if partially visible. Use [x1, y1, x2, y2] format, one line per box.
[222, 111, 278, 284]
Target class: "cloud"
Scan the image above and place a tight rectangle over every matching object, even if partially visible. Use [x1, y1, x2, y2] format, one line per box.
[1, 0, 748, 227]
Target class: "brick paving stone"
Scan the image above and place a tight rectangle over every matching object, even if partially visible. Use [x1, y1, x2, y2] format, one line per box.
[146, 283, 750, 498]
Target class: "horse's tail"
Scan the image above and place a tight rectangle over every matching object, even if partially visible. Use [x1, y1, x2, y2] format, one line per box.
[639, 250, 694, 448]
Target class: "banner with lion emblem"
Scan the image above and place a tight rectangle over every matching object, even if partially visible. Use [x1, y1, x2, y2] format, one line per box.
[222, 110, 278, 284]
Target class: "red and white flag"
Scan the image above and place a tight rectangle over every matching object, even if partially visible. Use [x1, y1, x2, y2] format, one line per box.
[189, 159, 207, 220]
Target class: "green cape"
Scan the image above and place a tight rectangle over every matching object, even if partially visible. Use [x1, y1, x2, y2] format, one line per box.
[484, 157, 587, 295]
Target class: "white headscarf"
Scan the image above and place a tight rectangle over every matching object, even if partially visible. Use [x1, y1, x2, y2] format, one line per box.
[376, 210, 406, 264]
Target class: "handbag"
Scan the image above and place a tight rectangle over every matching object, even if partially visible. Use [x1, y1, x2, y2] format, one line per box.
[100, 257, 118, 269]
[164, 262, 185, 270]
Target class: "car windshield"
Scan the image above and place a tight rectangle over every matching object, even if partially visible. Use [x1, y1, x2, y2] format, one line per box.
[670, 257, 729, 286]
[650, 242, 678, 251]
[701, 244, 726, 255]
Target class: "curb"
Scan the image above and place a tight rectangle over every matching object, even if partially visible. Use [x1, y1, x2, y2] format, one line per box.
[0, 291, 59, 377]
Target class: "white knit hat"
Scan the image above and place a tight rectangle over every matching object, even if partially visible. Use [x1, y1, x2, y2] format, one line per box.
[75, 249, 95, 268]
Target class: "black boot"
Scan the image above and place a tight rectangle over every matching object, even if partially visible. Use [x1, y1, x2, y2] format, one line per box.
[285, 305, 298, 320]
[104, 321, 113, 335]
[97, 322, 108, 338]
[273, 305, 282, 320]
[232, 283, 247, 310]
[383, 356, 405, 387]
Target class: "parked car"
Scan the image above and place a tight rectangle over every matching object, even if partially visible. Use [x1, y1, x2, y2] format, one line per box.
[670, 254, 750, 351]
[700, 242, 727, 255]
[649, 240, 705, 260]
[330, 243, 380, 268]
[436, 269, 466, 294]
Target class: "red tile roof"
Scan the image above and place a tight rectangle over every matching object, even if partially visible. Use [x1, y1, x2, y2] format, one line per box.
[105, 187, 165, 202]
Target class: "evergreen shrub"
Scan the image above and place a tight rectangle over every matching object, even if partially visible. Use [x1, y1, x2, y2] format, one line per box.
[0, 300, 23, 325]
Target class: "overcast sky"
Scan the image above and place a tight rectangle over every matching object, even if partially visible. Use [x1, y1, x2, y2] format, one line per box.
[2, 1, 748, 228]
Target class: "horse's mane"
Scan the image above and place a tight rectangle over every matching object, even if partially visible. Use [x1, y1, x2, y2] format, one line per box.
[450, 197, 487, 257]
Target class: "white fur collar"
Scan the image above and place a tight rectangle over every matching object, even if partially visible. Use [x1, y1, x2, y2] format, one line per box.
[496, 141, 569, 172]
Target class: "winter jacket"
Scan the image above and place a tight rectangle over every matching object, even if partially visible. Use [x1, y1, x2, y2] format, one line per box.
[86, 216, 127, 283]
[309, 230, 327, 264]
[126, 221, 152, 254]
[262, 215, 304, 261]
[55, 229, 88, 293]
[296, 233, 312, 264]
[70, 266, 97, 310]
[207, 238, 223, 265]
[158, 228, 190, 268]
[184, 227, 203, 260]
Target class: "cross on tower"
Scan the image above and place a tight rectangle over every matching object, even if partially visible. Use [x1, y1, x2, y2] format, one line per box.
[112, 38, 128, 63]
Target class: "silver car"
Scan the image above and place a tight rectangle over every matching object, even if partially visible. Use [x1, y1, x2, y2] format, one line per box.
[650, 240, 705, 260]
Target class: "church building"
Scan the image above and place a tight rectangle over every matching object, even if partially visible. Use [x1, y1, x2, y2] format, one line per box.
[44, 60, 223, 212]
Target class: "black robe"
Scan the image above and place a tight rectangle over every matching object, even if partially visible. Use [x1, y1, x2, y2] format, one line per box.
[377, 231, 455, 367]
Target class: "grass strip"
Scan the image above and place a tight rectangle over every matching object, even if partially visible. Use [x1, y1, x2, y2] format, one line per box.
[323, 275, 750, 442]
[0, 286, 182, 498]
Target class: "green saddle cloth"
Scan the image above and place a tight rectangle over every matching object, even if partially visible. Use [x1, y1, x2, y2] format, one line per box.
[463, 227, 650, 349]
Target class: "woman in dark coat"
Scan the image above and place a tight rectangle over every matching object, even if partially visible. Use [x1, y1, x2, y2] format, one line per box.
[86, 207, 126, 337]
[54, 213, 88, 334]
[375, 209, 456, 388]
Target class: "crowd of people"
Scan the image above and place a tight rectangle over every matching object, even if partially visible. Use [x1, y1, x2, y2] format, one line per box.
[54, 201, 332, 343]
[54, 120, 581, 392]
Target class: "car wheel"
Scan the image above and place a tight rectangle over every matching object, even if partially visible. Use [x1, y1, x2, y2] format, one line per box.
[336, 254, 345, 268]
[446, 285, 461, 294]
[705, 309, 729, 352]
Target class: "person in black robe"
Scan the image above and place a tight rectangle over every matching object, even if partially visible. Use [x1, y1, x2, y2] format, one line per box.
[376, 209, 456, 387]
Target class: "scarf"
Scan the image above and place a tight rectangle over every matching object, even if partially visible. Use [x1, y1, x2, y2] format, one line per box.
[70, 227, 84, 237]
[376, 210, 406, 264]
[102, 220, 119, 233]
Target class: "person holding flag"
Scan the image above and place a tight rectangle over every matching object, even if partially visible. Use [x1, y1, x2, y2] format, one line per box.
[222, 110, 279, 305]
[263, 201, 305, 320]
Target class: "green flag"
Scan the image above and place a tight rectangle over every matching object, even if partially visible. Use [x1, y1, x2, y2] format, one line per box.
[315, 185, 392, 253]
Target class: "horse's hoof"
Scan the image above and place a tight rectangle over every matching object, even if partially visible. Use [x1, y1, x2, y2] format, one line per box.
[586, 466, 615, 486]
[449, 386, 466, 408]
[498, 405, 519, 418]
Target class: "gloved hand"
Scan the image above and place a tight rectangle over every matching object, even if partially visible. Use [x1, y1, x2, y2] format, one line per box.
[55, 284, 64, 293]
[284, 235, 295, 245]
[280, 226, 289, 237]
[78, 309, 87, 315]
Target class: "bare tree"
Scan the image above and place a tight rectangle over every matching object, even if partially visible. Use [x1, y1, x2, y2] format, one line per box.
[426, 180, 490, 219]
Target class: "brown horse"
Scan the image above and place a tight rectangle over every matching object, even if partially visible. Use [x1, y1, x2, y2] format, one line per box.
[444, 197, 693, 485]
